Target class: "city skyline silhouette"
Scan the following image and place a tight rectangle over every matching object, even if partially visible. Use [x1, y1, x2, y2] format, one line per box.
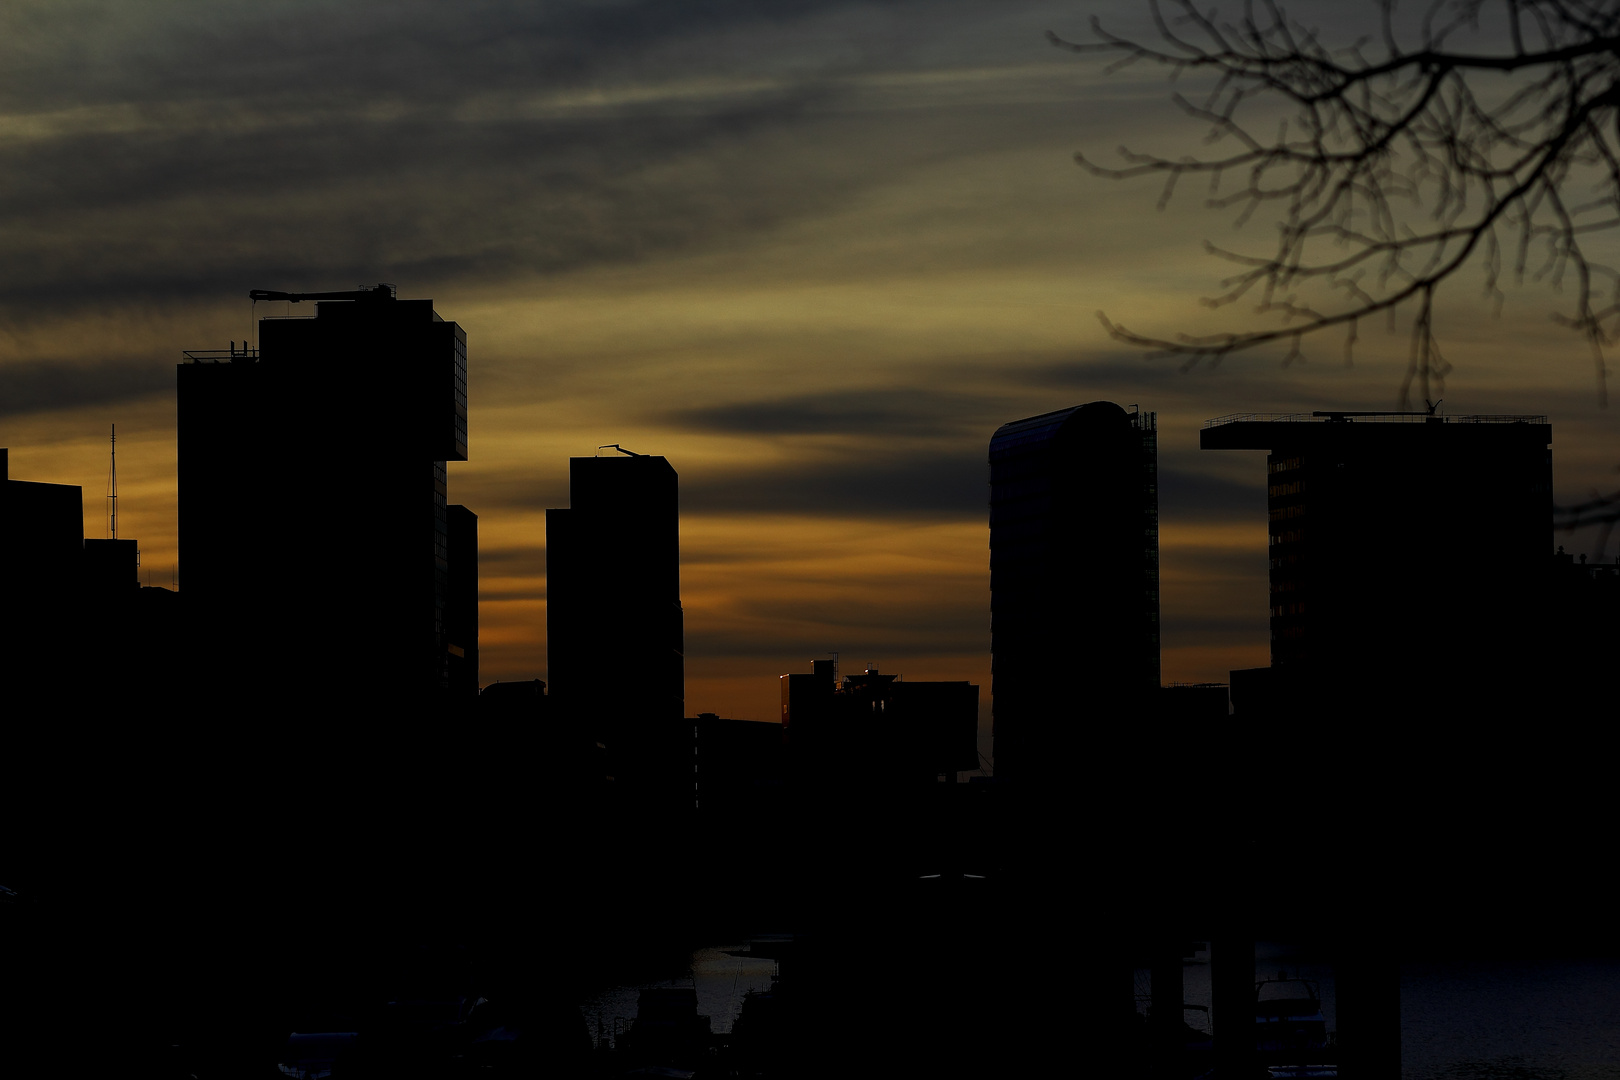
[6, 5, 1620, 1079]
[6, 2, 1617, 734]
[7, 289, 1614, 1077]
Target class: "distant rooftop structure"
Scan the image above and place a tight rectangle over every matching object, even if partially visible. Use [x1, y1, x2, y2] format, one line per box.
[1204, 411, 1547, 427]
[990, 402, 1155, 457]
[1202, 410, 1552, 453]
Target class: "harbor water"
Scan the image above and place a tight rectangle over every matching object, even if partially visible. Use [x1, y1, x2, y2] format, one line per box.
[579, 937, 1620, 1076]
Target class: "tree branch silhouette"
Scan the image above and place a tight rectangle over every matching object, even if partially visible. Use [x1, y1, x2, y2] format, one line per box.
[1056, 0, 1620, 416]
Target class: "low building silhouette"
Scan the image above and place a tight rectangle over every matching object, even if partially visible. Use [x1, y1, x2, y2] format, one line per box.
[2, 448, 83, 590]
[778, 658, 981, 897]
[780, 660, 979, 786]
[446, 504, 479, 697]
[2, 448, 177, 699]
[1552, 545, 1620, 699]
[81, 537, 138, 594]
[694, 712, 783, 816]
[2, 448, 84, 691]
[5, 447, 192, 1080]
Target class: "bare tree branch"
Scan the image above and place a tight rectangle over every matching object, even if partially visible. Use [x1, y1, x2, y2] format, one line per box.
[1059, 0, 1620, 413]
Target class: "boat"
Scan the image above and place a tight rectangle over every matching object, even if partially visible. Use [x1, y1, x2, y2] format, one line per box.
[1255, 977, 1329, 1053]
[1256, 975, 1336, 1078]
[276, 1031, 359, 1079]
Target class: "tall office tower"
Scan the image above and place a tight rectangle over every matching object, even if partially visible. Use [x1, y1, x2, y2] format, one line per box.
[1201, 410, 1552, 696]
[547, 451, 685, 813]
[988, 403, 1160, 784]
[1200, 417, 1558, 1060]
[179, 285, 475, 699]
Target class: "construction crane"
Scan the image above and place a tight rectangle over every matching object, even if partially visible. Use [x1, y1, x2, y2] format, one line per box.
[248, 283, 396, 303]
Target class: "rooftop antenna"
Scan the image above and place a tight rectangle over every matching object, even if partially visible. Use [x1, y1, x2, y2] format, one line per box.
[597, 444, 643, 457]
[106, 424, 117, 539]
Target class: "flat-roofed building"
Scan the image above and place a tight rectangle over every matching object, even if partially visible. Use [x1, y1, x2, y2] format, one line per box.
[178, 285, 476, 699]
[546, 451, 685, 815]
[1202, 410, 1551, 685]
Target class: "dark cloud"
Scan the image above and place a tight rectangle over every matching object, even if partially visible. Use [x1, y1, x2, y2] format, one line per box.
[0, 91, 840, 320]
[475, 440, 984, 519]
[479, 588, 545, 603]
[1160, 621, 1263, 652]
[1016, 353, 1373, 413]
[0, 0, 1143, 463]
[1, 1, 880, 113]
[665, 386, 1013, 439]
[473, 442, 1267, 528]
[0, 358, 170, 419]
[657, 379, 1270, 521]
[1164, 545, 1265, 578]
[687, 620, 986, 661]
[690, 447, 986, 518]
[0, 0, 1076, 328]
[474, 544, 547, 578]
[1157, 464, 1262, 521]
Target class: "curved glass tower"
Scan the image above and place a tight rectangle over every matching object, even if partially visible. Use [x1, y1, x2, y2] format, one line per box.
[988, 401, 1159, 784]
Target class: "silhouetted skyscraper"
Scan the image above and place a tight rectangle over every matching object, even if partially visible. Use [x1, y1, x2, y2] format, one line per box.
[1202, 410, 1551, 691]
[179, 285, 476, 698]
[547, 450, 685, 812]
[987, 403, 1159, 783]
[1200, 416, 1558, 1062]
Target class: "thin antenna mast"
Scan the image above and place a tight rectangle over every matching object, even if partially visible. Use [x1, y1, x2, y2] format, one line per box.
[107, 424, 117, 539]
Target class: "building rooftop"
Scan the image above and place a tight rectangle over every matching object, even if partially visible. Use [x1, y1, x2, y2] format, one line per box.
[1205, 411, 1547, 427]
[1201, 410, 1552, 450]
[181, 349, 258, 365]
[990, 402, 1153, 460]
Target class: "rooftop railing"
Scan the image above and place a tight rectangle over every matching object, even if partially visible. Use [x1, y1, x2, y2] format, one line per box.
[182, 348, 257, 364]
[1205, 411, 1547, 427]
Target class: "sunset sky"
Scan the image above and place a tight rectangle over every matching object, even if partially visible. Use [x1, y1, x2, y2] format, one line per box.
[5, 1, 1616, 733]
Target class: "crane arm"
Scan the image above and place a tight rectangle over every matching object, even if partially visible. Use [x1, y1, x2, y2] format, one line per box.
[249, 283, 395, 303]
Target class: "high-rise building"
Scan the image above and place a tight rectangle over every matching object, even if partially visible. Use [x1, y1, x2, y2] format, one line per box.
[1201, 410, 1551, 695]
[1199, 417, 1563, 1052]
[178, 284, 476, 698]
[987, 403, 1159, 782]
[546, 450, 685, 812]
